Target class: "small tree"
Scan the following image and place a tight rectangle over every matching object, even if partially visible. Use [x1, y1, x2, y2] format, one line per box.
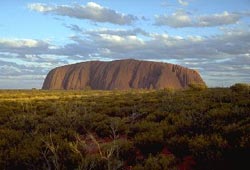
[230, 83, 250, 93]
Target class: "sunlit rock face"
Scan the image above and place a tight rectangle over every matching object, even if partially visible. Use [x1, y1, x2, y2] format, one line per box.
[42, 59, 206, 90]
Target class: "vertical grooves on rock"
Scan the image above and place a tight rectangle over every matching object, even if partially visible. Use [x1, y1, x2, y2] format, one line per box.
[62, 66, 75, 89]
[108, 63, 120, 89]
[129, 60, 142, 88]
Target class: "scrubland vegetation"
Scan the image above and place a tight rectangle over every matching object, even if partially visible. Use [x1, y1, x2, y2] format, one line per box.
[0, 84, 249, 170]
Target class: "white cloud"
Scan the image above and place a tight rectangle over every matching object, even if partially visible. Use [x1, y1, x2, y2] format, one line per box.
[27, 3, 53, 12]
[198, 11, 241, 27]
[0, 39, 42, 48]
[83, 27, 149, 36]
[178, 0, 189, 6]
[0, 38, 51, 56]
[155, 10, 192, 27]
[28, 2, 137, 25]
[98, 34, 144, 46]
[155, 11, 246, 27]
[100, 34, 124, 43]
[86, 2, 103, 9]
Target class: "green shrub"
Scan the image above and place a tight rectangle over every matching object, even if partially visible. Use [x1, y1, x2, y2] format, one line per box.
[230, 83, 250, 93]
[188, 83, 207, 91]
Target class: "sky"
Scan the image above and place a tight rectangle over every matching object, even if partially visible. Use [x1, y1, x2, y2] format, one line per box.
[0, 0, 250, 89]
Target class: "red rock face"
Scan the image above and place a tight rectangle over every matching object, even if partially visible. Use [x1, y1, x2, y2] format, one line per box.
[42, 59, 206, 90]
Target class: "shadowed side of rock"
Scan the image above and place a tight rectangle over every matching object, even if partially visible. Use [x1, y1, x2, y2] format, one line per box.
[42, 59, 206, 90]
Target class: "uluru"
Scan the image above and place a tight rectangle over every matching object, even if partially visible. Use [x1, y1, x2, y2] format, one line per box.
[42, 59, 206, 90]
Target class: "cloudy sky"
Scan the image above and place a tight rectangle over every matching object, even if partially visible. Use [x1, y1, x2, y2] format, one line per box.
[0, 0, 250, 89]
